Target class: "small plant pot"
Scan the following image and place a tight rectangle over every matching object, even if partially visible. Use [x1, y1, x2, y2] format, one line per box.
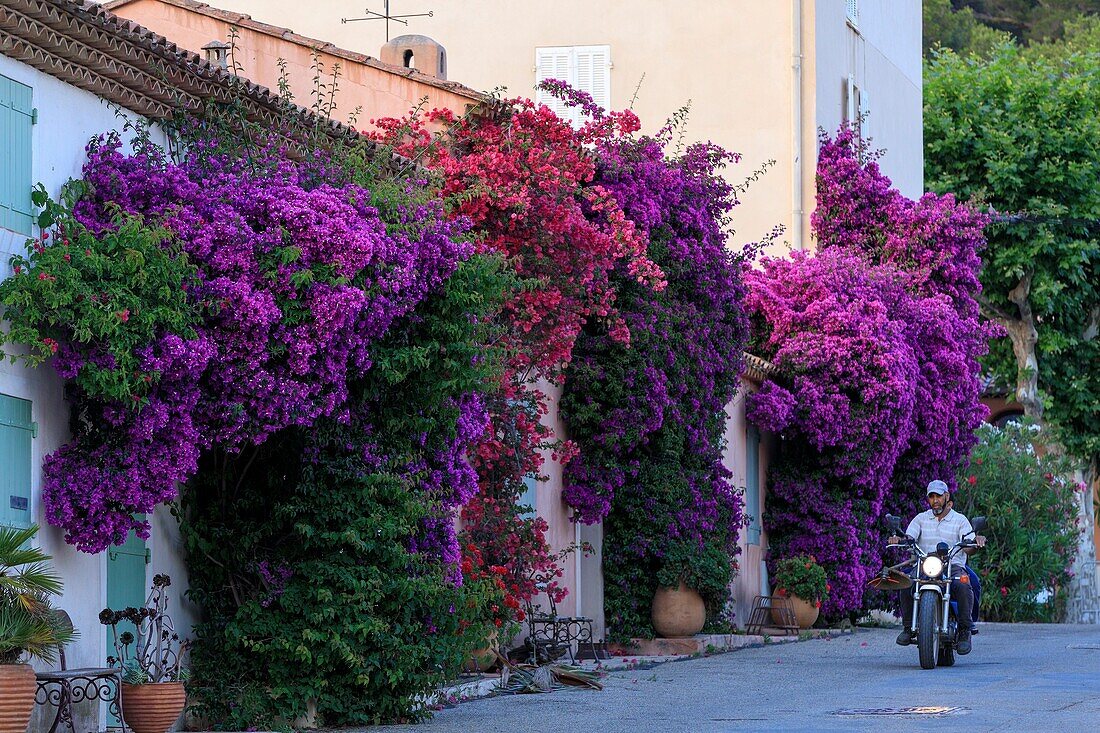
[121, 681, 186, 733]
[771, 594, 819, 628]
[0, 664, 36, 733]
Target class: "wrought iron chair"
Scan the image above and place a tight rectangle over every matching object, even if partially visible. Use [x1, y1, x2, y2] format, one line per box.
[34, 611, 127, 733]
[522, 574, 596, 664]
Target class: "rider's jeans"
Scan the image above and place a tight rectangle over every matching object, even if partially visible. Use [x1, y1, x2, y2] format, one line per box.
[899, 566, 973, 633]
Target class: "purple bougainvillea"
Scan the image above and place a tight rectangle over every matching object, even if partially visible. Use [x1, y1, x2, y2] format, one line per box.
[746, 129, 992, 616]
[36, 131, 474, 554]
[560, 99, 752, 636]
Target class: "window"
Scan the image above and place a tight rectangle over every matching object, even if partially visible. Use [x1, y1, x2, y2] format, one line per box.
[844, 74, 869, 146]
[745, 425, 761, 545]
[517, 475, 537, 520]
[0, 73, 34, 235]
[535, 45, 611, 126]
[846, 0, 859, 26]
[0, 394, 34, 529]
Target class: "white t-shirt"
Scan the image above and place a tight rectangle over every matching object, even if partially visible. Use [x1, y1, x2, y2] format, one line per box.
[905, 508, 974, 572]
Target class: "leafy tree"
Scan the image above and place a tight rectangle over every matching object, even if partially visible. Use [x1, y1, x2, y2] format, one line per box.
[952, 422, 1081, 622]
[945, 0, 1100, 44]
[925, 39, 1100, 454]
[924, 0, 1011, 57]
[925, 34, 1100, 620]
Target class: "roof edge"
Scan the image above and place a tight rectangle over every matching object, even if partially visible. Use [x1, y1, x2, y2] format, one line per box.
[103, 0, 488, 103]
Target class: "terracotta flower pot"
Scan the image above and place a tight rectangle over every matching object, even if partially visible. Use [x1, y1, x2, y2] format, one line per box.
[771, 594, 820, 629]
[121, 681, 186, 733]
[463, 631, 499, 673]
[651, 581, 706, 638]
[0, 664, 36, 733]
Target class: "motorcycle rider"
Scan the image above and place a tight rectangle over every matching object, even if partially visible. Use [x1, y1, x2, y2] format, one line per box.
[888, 479, 986, 654]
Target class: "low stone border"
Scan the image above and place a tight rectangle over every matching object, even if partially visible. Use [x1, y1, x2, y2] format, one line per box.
[432, 627, 858, 705]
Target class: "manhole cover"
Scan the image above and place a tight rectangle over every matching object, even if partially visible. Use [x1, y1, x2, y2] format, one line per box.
[833, 706, 967, 717]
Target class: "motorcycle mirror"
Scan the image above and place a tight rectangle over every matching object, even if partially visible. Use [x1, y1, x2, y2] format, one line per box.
[971, 516, 988, 533]
[936, 541, 949, 557]
[885, 514, 901, 530]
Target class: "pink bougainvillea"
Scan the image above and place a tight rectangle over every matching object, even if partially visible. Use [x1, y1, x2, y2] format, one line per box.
[747, 129, 993, 617]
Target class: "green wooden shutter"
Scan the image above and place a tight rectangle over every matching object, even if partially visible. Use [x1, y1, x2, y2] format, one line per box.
[0, 73, 35, 235]
[746, 425, 761, 545]
[0, 394, 34, 529]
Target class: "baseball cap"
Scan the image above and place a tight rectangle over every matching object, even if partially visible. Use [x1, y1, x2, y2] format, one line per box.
[926, 479, 949, 496]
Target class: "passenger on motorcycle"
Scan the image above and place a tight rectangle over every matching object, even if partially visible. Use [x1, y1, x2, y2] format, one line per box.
[888, 479, 986, 655]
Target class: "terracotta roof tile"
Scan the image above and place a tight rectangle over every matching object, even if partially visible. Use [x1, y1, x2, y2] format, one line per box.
[1, 0, 406, 161]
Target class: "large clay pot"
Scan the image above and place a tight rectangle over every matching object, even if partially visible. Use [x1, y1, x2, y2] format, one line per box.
[462, 632, 498, 673]
[651, 581, 706, 638]
[771, 594, 820, 629]
[0, 664, 36, 733]
[121, 682, 186, 733]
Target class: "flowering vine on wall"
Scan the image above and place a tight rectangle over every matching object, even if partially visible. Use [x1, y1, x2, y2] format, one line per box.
[746, 129, 992, 617]
[557, 93, 752, 638]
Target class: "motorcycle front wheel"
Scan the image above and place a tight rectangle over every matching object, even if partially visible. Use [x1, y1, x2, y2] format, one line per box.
[917, 589, 940, 670]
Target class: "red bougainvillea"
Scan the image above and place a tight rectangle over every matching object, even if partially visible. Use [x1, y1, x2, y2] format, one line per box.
[371, 99, 664, 613]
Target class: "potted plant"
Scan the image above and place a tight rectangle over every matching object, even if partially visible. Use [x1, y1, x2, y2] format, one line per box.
[101, 574, 189, 733]
[649, 542, 729, 639]
[772, 555, 830, 628]
[0, 524, 76, 733]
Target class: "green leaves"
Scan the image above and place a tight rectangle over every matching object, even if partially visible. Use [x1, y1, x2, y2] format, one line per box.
[952, 422, 1080, 622]
[925, 35, 1100, 466]
[0, 188, 200, 405]
[0, 525, 76, 664]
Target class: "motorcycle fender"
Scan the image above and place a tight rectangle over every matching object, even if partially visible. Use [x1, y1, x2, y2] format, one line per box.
[916, 583, 944, 597]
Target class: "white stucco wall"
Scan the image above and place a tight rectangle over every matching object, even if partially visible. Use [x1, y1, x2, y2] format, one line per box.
[0, 55, 194, 706]
[813, 0, 923, 198]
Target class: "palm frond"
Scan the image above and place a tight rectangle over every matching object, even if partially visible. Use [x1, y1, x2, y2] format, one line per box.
[9, 562, 65, 596]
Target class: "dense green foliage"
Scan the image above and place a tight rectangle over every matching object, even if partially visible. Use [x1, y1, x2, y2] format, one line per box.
[925, 0, 1100, 52]
[925, 31, 1100, 469]
[0, 525, 74, 665]
[924, 0, 1010, 57]
[772, 555, 829, 605]
[952, 423, 1082, 622]
[183, 253, 510, 727]
[0, 183, 199, 405]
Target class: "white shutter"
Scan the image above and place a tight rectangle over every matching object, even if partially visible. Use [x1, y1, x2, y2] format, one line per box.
[844, 74, 856, 124]
[535, 47, 575, 125]
[846, 0, 859, 25]
[575, 45, 611, 117]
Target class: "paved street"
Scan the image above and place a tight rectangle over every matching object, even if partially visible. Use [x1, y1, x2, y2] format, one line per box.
[382, 624, 1100, 732]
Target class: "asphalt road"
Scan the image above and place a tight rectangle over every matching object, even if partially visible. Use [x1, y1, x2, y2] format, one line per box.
[379, 623, 1100, 732]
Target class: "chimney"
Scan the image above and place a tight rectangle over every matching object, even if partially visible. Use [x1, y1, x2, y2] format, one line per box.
[381, 35, 447, 80]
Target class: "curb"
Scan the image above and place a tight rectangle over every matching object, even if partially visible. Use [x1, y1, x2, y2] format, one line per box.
[433, 627, 859, 705]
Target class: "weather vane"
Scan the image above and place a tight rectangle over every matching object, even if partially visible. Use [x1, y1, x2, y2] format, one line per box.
[341, 1, 434, 42]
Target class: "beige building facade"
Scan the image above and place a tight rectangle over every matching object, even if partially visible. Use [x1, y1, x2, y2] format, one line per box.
[113, 0, 923, 256]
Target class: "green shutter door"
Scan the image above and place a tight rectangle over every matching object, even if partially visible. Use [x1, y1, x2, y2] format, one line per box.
[0, 74, 35, 235]
[746, 425, 761, 545]
[0, 394, 34, 529]
[106, 522, 148, 724]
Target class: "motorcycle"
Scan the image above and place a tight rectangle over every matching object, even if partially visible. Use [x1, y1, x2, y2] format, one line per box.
[880, 513, 987, 670]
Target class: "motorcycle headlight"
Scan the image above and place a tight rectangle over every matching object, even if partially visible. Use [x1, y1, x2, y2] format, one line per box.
[921, 556, 944, 577]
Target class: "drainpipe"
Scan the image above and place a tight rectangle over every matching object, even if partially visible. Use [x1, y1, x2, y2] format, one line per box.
[574, 511, 583, 617]
[791, 0, 804, 250]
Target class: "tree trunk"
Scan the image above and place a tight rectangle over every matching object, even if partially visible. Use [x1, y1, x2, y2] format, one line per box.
[1065, 457, 1100, 624]
[1003, 272, 1043, 419]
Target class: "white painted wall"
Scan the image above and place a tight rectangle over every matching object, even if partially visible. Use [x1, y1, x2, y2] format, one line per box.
[814, 0, 923, 198]
[0, 55, 195, 714]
